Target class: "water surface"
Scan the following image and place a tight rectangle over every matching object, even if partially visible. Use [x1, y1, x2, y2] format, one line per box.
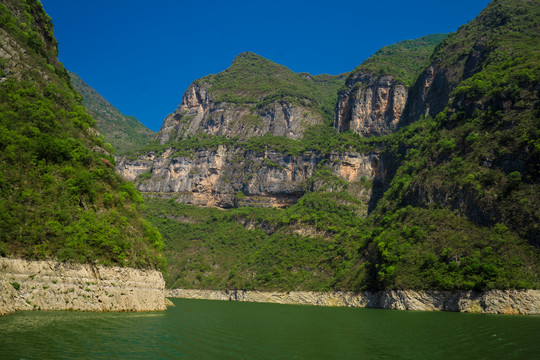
[1, 298, 539, 359]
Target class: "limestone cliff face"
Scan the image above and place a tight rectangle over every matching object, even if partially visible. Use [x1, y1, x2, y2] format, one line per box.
[117, 147, 384, 209]
[400, 64, 452, 125]
[167, 288, 540, 315]
[335, 74, 407, 136]
[0, 258, 166, 316]
[156, 82, 323, 144]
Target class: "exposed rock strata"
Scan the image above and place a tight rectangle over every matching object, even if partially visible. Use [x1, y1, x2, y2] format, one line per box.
[156, 82, 323, 144]
[167, 288, 540, 315]
[117, 147, 384, 209]
[0, 258, 166, 316]
[335, 74, 407, 136]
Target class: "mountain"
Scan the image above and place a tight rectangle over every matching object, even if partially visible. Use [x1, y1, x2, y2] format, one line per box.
[69, 71, 154, 155]
[116, 0, 539, 293]
[156, 52, 347, 143]
[381, 0, 540, 244]
[118, 53, 360, 208]
[0, 0, 164, 269]
[117, 37, 448, 210]
[347, 0, 540, 290]
[133, 0, 540, 292]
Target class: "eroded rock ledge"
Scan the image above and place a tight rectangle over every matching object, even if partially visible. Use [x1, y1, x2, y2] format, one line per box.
[167, 288, 540, 315]
[0, 257, 166, 316]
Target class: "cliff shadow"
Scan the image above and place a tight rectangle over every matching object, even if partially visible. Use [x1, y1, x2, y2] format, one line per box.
[367, 147, 404, 214]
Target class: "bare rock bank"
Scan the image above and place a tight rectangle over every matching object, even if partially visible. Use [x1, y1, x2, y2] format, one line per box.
[167, 289, 540, 315]
[0, 257, 167, 316]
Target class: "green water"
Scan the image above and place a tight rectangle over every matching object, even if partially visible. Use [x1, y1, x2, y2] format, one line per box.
[0, 298, 539, 359]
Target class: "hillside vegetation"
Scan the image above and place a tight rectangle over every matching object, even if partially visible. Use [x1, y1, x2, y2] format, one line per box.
[0, 0, 164, 269]
[199, 52, 346, 123]
[349, 33, 448, 86]
[378, 0, 540, 244]
[147, 192, 538, 291]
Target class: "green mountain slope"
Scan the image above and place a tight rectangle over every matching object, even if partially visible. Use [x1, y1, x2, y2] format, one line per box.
[349, 33, 448, 86]
[361, 0, 540, 289]
[380, 0, 540, 243]
[0, 0, 164, 269]
[199, 51, 347, 123]
[69, 71, 154, 155]
[148, 186, 539, 291]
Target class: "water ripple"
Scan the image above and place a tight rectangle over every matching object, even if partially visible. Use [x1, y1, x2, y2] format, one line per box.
[1, 300, 539, 359]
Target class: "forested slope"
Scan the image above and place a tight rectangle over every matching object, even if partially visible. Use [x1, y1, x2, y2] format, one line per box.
[0, 0, 164, 269]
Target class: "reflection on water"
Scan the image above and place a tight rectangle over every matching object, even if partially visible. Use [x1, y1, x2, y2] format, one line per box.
[1, 298, 539, 359]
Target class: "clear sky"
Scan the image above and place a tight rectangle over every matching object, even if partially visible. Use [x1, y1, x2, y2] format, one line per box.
[40, 0, 492, 132]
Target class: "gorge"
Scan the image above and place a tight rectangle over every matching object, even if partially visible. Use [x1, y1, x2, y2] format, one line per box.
[1, 0, 539, 318]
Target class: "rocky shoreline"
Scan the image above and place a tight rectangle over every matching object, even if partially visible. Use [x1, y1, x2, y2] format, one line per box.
[167, 288, 540, 315]
[3, 256, 538, 317]
[0, 257, 167, 316]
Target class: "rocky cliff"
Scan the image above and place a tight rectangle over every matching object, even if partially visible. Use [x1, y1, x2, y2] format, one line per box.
[120, 38, 453, 209]
[119, 51, 414, 209]
[335, 34, 447, 136]
[167, 288, 540, 315]
[400, 64, 451, 125]
[156, 82, 323, 143]
[0, 258, 167, 316]
[117, 146, 384, 209]
[335, 73, 407, 136]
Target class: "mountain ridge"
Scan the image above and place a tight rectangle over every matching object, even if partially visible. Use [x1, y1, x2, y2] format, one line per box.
[153, 51, 347, 144]
[68, 71, 155, 155]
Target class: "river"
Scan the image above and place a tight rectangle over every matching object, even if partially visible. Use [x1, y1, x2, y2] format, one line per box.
[1, 298, 539, 359]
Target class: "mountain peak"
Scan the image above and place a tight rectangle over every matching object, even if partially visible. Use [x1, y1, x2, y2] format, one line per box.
[230, 52, 276, 70]
[232, 51, 267, 64]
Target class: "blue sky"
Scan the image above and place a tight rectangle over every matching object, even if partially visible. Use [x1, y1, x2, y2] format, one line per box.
[40, 0, 491, 132]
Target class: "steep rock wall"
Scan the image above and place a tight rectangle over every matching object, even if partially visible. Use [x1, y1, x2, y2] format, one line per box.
[167, 288, 540, 315]
[156, 83, 323, 144]
[117, 147, 385, 209]
[0, 258, 166, 316]
[335, 74, 407, 136]
[400, 34, 493, 126]
[400, 64, 452, 125]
